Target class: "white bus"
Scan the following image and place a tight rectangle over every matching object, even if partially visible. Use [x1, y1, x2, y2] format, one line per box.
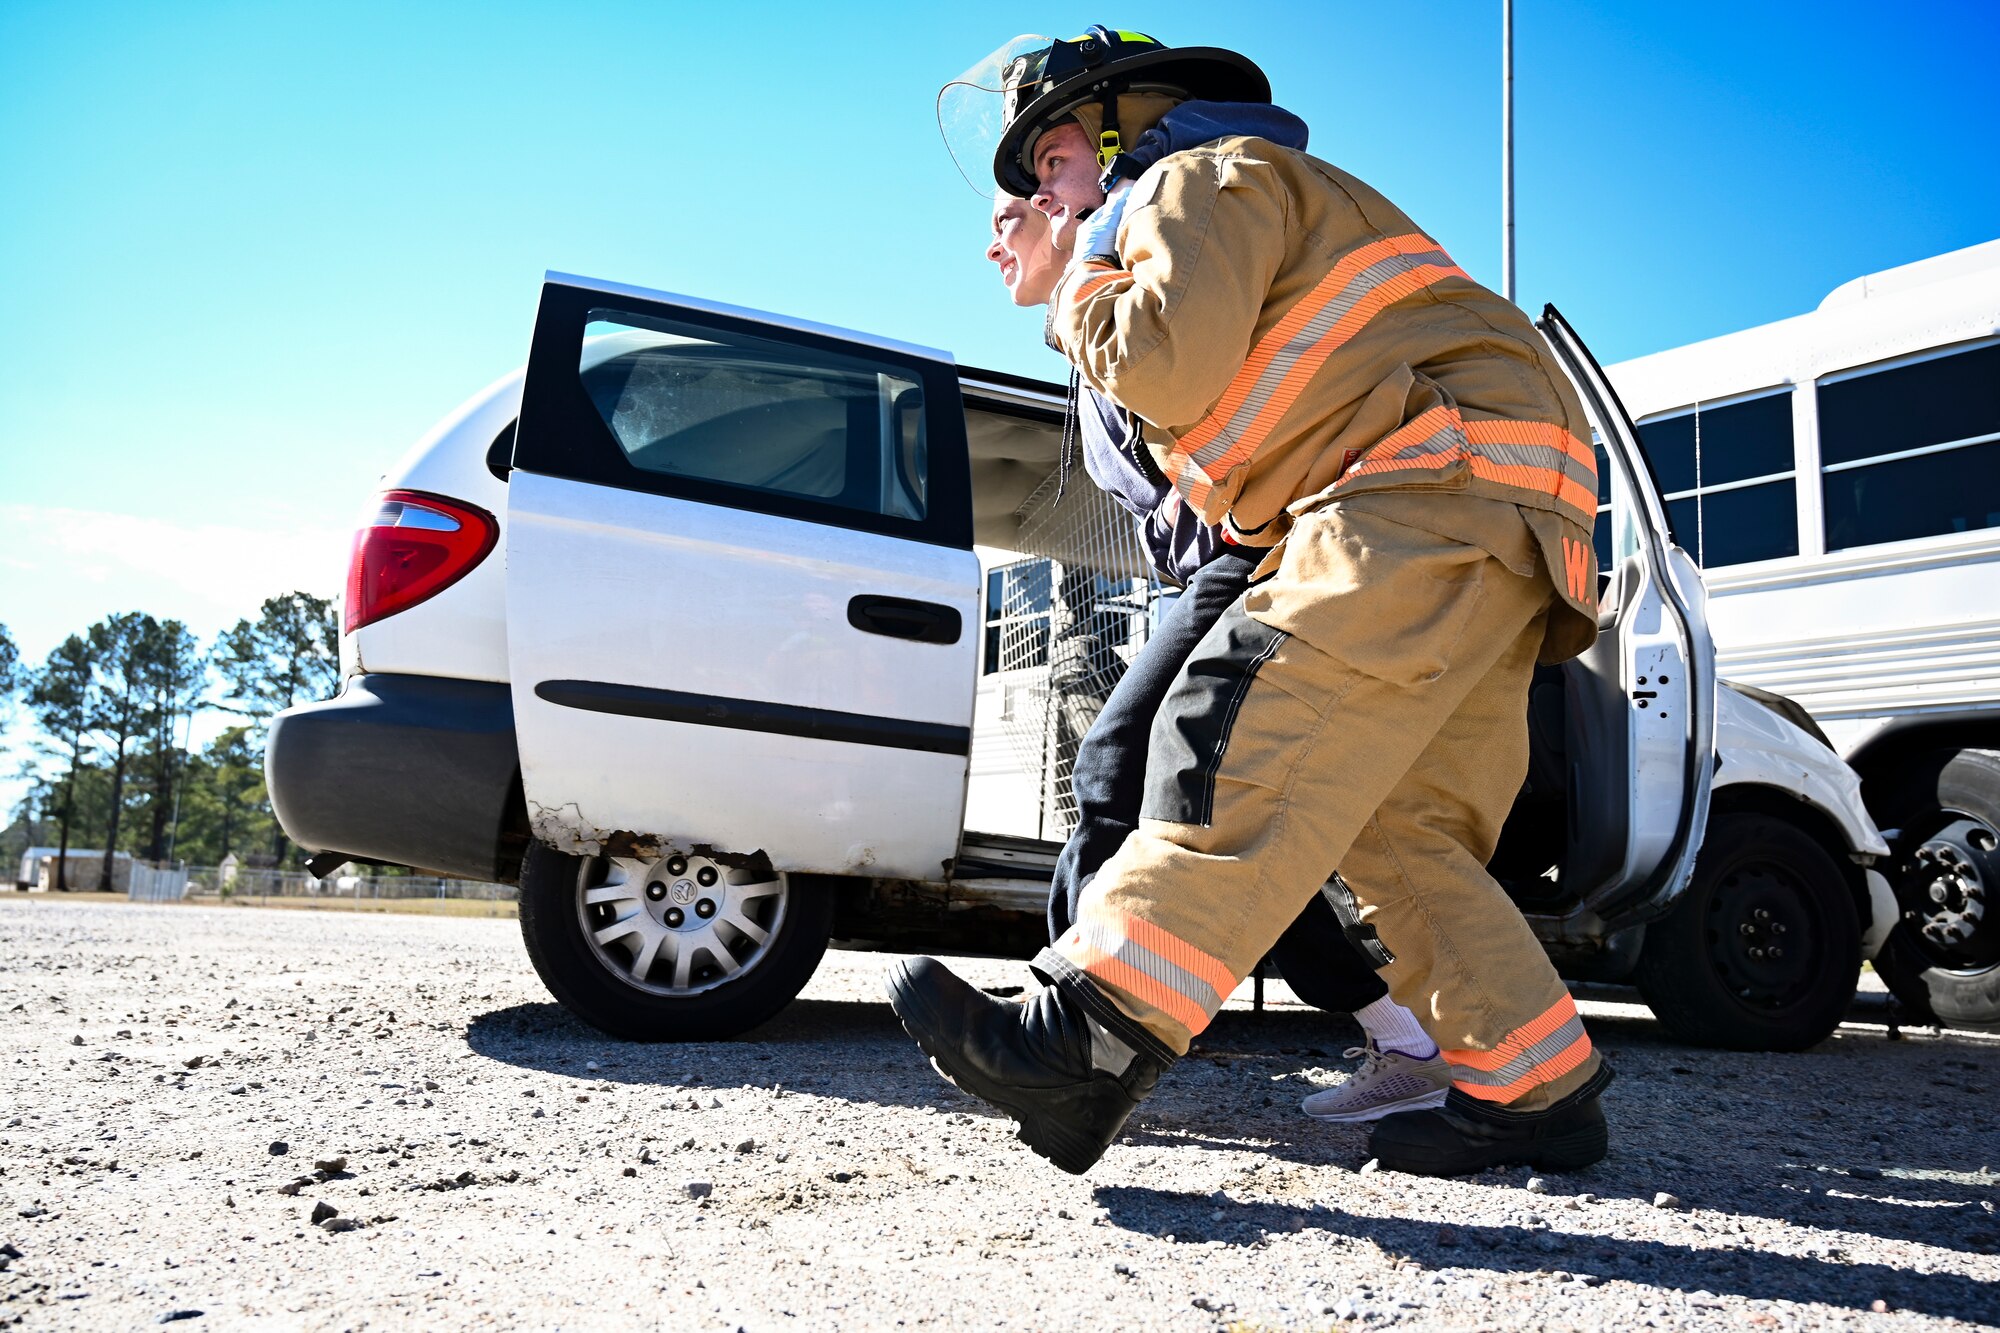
[1605, 238, 2000, 1030]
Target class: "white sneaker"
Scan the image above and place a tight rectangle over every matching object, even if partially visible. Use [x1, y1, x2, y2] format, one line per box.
[1300, 1042, 1453, 1123]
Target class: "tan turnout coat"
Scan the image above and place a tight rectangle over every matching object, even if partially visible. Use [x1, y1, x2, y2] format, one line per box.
[1046, 133, 1601, 662]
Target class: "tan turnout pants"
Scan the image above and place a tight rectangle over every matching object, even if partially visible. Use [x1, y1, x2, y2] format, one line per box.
[1052, 492, 1600, 1111]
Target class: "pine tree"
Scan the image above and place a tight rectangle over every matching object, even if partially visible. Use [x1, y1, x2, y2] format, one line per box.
[199, 726, 266, 863]
[214, 592, 339, 721]
[87, 614, 152, 891]
[27, 636, 94, 891]
[0, 624, 19, 716]
[139, 620, 206, 863]
[213, 592, 338, 864]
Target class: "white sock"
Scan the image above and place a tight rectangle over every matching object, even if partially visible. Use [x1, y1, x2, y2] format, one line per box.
[1355, 995, 1438, 1060]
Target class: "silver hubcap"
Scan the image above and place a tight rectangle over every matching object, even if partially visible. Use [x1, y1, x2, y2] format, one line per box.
[575, 853, 787, 996]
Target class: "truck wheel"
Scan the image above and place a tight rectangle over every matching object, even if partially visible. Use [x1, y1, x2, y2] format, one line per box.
[517, 843, 831, 1041]
[1868, 748, 2000, 1032]
[1634, 811, 1860, 1051]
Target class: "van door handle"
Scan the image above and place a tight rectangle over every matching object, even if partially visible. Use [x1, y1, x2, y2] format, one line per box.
[847, 595, 962, 645]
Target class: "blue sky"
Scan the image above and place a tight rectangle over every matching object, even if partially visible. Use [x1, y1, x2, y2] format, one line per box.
[2, 0, 1996, 755]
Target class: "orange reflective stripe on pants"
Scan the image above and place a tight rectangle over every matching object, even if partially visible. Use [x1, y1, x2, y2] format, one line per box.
[1058, 905, 1238, 1038]
[1442, 992, 1594, 1102]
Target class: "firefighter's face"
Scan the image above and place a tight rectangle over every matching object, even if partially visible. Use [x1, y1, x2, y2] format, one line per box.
[1030, 122, 1107, 254]
[987, 195, 1062, 307]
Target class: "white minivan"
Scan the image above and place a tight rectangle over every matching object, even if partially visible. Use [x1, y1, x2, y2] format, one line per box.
[267, 274, 1893, 1052]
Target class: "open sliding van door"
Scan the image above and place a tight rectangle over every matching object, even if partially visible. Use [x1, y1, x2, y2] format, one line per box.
[1537, 306, 1718, 923]
[505, 274, 981, 881]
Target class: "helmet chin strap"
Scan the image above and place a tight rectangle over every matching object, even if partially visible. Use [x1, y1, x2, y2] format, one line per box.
[1095, 88, 1123, 172]
[1071, 87, 1122, 223]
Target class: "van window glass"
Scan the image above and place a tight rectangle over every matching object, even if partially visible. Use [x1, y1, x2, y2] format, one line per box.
[1823, 439, 2000, 551]
[1637, 391, 1793, 492]
[580, 316, 927, 522]
[1819, 342, 2000, 467]
[1665, 480, 1797, 569]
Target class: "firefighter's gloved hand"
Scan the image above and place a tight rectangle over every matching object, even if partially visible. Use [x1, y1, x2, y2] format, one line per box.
[1070, 180, 1133, 267]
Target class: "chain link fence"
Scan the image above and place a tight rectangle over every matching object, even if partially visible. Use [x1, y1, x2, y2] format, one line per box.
[993, 468, 1169, 838]
[182, 865, 518, 915]
[128, 864, 190, 902]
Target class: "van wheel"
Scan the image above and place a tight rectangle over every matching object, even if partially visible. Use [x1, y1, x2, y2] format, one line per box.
[517, 843, 831, 1041]
[1869, 748, 2000, 1032]
[1634, 811, 1859, 1051]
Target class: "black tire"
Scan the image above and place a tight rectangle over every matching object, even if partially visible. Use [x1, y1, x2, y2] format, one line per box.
[517, 843, 832, 1041]
[1868, 748, 2000, 1032]
[1634, 811, 1860, 1051]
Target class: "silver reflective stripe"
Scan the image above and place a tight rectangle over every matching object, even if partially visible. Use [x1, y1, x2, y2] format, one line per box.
[1074, 917, 1225, 1017]
[1447, 1013, 1590, 1089]
[1461, 439, 1598, 493]
[1187, 247, 1458, 476]
[1353, 424, 1596, 497]
[1363, 421, 1465, 464]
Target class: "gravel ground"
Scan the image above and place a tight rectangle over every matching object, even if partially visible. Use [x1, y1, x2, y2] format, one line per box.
[1, 898, 1996, 1332]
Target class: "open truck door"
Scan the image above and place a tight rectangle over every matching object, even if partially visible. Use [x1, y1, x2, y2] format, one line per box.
[505, 275, 981, 882]
[1538, 306, 1719, 923]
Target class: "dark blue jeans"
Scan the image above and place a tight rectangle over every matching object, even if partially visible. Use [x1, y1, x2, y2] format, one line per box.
[1046, 550, 1390, 1016]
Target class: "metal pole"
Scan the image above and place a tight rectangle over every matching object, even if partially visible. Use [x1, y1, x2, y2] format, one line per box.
[1502, 0, 1517, 304]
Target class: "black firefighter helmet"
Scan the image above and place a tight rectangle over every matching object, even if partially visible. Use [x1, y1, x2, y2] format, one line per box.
[938, 27, 1270, 198]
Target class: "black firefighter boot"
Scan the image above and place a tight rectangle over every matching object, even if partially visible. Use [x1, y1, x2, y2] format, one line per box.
[1368, 1064, 1615, 1177]
[884, 949, 1174, 1175]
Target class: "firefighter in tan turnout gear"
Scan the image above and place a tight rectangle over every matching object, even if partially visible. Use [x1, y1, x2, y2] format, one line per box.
[890, 27, 1610, 1176]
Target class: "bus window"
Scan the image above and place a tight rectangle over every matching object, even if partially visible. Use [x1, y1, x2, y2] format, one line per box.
[1637, 390, 1797, 568]
[1667, 482, 1801, 567]
[1819, 341, 2000, 551]
[1824, 440, 2000, 550]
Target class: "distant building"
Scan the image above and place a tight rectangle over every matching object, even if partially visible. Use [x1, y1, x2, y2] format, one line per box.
[16, 847, 134, 891]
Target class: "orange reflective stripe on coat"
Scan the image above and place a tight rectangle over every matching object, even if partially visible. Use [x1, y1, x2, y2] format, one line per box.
[1069, 264, 1130, 304]
[1442, 993, 1594, 1102]
[1157, 233, 1470, 510]
[1338, 406, 1599, 531]
[1058, 905, 1238, 1037]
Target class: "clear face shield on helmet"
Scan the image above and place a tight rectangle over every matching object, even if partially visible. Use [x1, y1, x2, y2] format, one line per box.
[936, 34, 1053, 198]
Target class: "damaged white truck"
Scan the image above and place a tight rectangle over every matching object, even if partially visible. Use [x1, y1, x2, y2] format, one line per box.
[266, 275, 1896, 1052]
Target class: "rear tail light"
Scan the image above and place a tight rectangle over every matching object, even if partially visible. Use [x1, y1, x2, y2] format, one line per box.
[343, 490, 499, 633]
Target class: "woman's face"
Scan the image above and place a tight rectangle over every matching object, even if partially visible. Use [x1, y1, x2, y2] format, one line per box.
[987, 194, 1062, 307]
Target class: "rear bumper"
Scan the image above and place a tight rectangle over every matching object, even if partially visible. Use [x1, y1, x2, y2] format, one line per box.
[265, 673, 524, 882]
